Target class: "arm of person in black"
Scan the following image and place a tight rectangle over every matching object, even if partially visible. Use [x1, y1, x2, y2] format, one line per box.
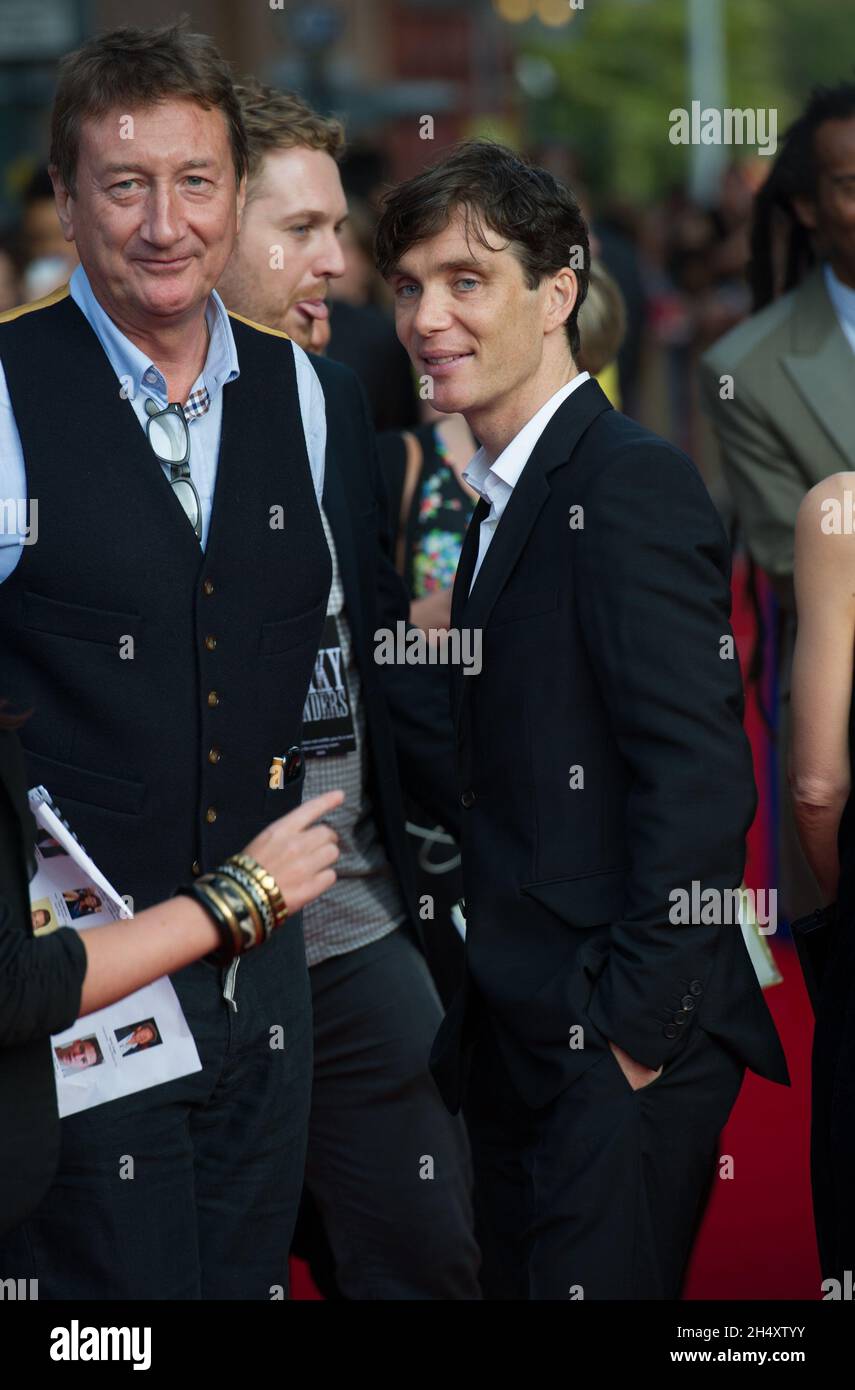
[0, 730, 87, 1048]
[355, 379, 461, 843]
[575, 441, 756, 1071]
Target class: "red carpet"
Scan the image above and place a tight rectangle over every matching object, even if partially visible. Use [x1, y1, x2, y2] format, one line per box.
[683, 940, 819, 1299]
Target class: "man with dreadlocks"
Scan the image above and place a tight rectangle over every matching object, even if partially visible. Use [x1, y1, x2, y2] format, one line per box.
[701, 82, 855, 928]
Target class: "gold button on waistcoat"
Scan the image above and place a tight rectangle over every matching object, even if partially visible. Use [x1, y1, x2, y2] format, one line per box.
[204, 635, 217, 651]
[208, 747, 221, 765]
[207, 691, 219, 707]
[206, 807, 218, 824]
[203, 578, 214, 596]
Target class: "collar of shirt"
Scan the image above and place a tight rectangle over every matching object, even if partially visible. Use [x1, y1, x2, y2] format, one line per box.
[823, 262, 855, 354]
[462, 372, 591, 521]
[69, 263, 240, 410]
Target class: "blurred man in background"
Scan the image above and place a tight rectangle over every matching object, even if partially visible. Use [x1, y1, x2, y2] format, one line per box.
[701, 82, 855, 923]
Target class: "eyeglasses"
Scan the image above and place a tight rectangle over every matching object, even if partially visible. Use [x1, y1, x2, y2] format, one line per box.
[144, 398, 203, 540]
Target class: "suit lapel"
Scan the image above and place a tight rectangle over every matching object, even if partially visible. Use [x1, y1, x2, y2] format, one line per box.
[781, 268, 855, 471]
[451, 377, 612, 726]
[322, 452, 365, 654]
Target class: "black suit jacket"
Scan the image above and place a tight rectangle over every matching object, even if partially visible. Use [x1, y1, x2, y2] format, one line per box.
[308, 353, 459, 934]
[430, 378, 789, 1112]
[326, 301, 419, 433]
[0, 727, 87, 1236]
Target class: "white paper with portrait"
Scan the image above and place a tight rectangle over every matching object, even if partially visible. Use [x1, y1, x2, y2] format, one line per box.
[27, 786, 202, 1117]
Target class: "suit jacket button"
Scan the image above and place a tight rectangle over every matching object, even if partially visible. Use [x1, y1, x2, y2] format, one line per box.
[208, 746, 221, 765]
[663, 1023, 678, 1039]
[681, 995, 695, 1010]
[204, 635, 217, 651]
[207, 690, 219, 707]
[460, 789, 476, 808]
[192, 860, 201, 876]
[206, 807, 217, 824]
[689, 980, 703, 996]
[203, 578, 214, 596]
[673, 1010, 688, 1025]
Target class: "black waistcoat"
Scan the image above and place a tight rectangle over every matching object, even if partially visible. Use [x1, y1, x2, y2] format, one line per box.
[0, 291, 330, 911]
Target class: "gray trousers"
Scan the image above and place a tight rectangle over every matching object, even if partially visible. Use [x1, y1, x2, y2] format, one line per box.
[304, 929, 481, 1299]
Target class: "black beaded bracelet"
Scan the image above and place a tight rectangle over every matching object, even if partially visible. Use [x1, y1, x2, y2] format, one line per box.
[176, 880, 242, 965]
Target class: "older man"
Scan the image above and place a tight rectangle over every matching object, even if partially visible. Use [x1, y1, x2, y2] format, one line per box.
[0, 24, 331, 1299]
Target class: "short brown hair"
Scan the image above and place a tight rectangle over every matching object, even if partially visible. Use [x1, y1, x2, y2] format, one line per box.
[375, 139, 589, 356]
[50, 20, 248, 197]
[234, 77, 345, 194]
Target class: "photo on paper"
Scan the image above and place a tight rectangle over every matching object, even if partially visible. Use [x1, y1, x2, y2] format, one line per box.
[34, 828, 69, 861]
[54, 1036, 105, 1075]
[114, 1018, 163, 1058]
[30, 896, 56, 935]
[63, 887, 104, 921]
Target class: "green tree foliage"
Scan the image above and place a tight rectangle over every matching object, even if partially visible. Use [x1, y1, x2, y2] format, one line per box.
[517, 0, 854, 201]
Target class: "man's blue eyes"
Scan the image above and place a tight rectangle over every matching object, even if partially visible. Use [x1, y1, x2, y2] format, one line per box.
[398, 278, 478, 296]
[111, 177, 208, 191]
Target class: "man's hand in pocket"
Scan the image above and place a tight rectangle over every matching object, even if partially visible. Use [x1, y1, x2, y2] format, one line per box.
[608, 1040, 664, 1091]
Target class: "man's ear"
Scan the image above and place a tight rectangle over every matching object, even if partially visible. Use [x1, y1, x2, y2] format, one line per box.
[545, 266, 578, 336]
[791, 194, 818, 233]
[49, 166, 77, 244]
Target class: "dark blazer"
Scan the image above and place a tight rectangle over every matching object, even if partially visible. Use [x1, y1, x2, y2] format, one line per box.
[430, 378, 790, 1112]
[0, 727, 87, 1237]
[327, 301, 419, 434]
[309, 353, 460, 932]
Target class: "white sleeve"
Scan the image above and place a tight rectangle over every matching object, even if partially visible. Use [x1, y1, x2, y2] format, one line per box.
[291, 342, 326, 505]
[0, 358, 29, 583]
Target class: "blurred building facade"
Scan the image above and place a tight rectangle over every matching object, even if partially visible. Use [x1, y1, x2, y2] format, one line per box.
[0, 0, 519, 227]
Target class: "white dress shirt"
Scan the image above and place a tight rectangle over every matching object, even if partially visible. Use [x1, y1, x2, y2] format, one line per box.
[462, 372, 591, 594]
[824, 262, 855, 357]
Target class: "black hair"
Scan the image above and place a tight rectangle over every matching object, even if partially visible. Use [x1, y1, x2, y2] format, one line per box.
[749, 81, 855, 310]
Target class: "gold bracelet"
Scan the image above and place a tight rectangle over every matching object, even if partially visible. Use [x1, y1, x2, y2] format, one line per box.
[217, 874, 265, 950]
[196, 877, 244, 955]
[217, 862, 275, 940]
[226, 853, 288, 930]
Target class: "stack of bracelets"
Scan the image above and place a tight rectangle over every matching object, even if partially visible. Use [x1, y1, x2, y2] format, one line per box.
[176, 853, 288, 963]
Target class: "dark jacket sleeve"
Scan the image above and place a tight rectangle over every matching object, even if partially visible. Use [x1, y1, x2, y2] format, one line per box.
[0, 731, 88, 1048]
[0, 919, 88, 1048]
[574, 442, 756, 1070]
[359, 390, 462, 842]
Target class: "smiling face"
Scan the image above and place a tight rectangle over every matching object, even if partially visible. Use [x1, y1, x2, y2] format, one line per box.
[57, 1039, 99, 1070]
[131, 1024, 157, 1047]
[389, 208, 576, 451]
[218, 145, 348, 348]
[52, 97, 245, 333]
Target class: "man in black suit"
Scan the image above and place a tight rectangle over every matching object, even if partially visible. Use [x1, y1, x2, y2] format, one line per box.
[217, 81, 479, 1299]
[376, 140, 790, 1301]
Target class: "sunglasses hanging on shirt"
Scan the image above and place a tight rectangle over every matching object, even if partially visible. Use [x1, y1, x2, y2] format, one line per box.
[144, 397, 203, 540]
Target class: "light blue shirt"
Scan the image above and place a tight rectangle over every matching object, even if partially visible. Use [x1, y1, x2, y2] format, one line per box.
[824, 261, 855, 358]
[0, 265, 326, 579]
